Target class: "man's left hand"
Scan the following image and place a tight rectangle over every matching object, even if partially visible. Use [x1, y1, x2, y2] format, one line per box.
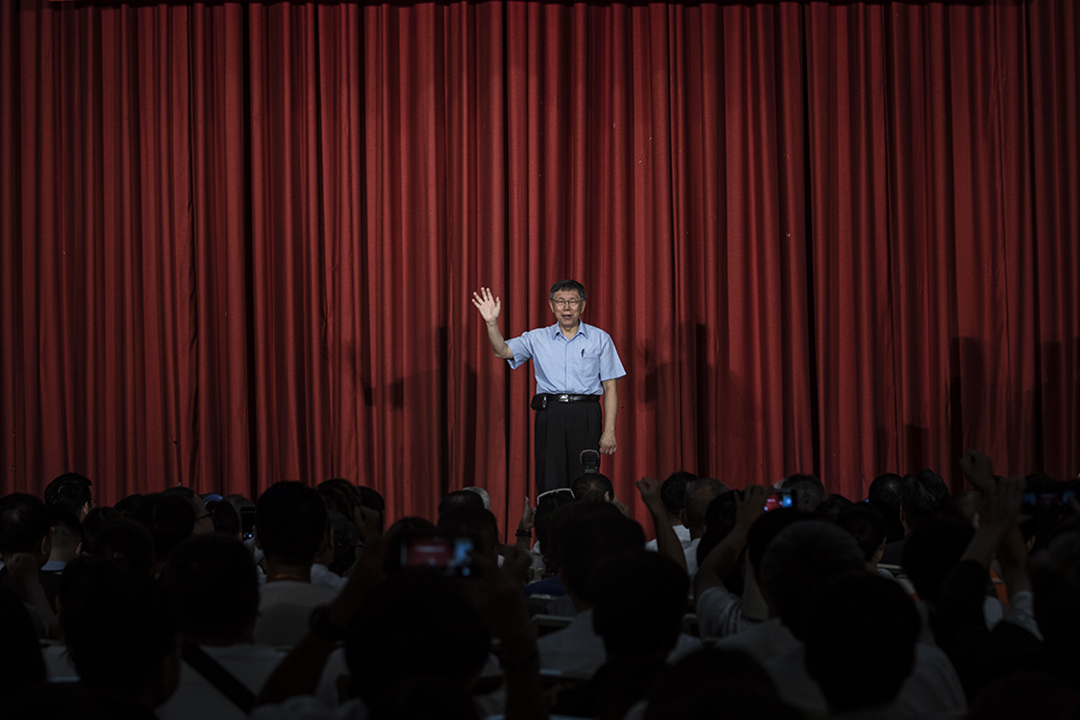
[599, 430, 617, 455]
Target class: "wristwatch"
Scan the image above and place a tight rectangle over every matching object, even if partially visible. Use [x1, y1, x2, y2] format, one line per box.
[308, 605, 347, 642]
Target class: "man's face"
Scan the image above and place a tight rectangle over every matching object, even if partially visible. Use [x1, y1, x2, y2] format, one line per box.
[549, 289, 586, 330]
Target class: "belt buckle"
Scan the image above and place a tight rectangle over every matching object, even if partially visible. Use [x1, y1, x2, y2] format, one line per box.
[558, 393, 571, 402]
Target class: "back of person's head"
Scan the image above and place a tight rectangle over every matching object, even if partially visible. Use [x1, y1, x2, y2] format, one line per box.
[160, 534, 258, 643]
[0, 493, 51, 556]
[256, 481, 328, 565]
[438, 489, 485, 519]
[204, 499, 240, 538]
[59, 557, 179, 705]
[437, 505, 499, 558]
[836, 502, 888, 562]
[571, 473, 616, 503]
[777, 473, 826, 514]
[358, 486, 387, 531]
[660, 471, 696, 518]
[683, 478, 728, 533]
[695, 491, 742, 586]
[549, 501, 646, 603]
[48, 510, 84, 559]
[318, 478, 363, 517]
[43, 472, 93, 518]
[900, 469, 951, 532]
[89, 518, 155, 575]
[326, 510, 361, 575]
[746, 507, 807, 575]
[816, 493, 853, 522]
[114, 493, 144, 518]
[80, 506, 122, 554]
[534, 489, 576, 549]
[900, 516, 974, 606]
[868, 472, 906, 543]
[759, 520, 866, 637]
[346, 570, 489, 720]
[592, 553, 689, 659]
[132, 492, 196, 565]
[462, 486, 491, 510]
[643, 648, 802, 720]
[803, 573, 920, 712]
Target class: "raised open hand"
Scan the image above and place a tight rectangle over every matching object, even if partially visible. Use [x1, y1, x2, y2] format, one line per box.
[471, 287, 502, 323]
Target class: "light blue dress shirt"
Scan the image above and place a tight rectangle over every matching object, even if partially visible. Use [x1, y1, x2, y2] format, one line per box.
[505, 322, 626, 395]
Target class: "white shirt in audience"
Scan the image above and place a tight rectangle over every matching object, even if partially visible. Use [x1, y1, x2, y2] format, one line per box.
[310, 564, 348, 594]
[254, 581, 339, 648]
[695, 584, 759, 639]
[644, 524, 693, 552]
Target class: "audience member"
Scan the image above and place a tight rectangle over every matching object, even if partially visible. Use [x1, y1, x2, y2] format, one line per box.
[205, 499, 242, 539]
[131, 492, 197, 574]
[760, 521, 966, 718]
[802, 573, 922, 717]
[43, 472, 94, 521]
[553, 552, 689, 720]
[89, 517, 155, 576]
[835, 501, 889, 574]
[254, 481, 338, 647]
[571, 472, 617, 503]
[881, 468, 951, 565]
[644, 471, 696, 552]
[868, 472, 906, 544]
[437, 489, 486, 519]
[0, 493, 59, 638]
[677, 477, 726, 575]
[158, 534, 290, 720]
[80, 505, 122, 554]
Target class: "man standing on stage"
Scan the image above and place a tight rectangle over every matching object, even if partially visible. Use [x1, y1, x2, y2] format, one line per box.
[472, 280, 626, 495]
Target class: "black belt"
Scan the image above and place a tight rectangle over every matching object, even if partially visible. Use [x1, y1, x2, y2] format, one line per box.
[531, 393, 600, 410]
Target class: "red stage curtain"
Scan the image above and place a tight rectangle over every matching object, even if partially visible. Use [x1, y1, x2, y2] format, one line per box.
[2, 0, 1077, 534]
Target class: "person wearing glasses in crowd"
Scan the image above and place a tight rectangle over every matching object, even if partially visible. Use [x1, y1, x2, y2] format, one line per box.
[473, 280, 626, 495]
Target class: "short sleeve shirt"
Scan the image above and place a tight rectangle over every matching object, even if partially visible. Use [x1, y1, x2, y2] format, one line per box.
[505, 322, 626, 395]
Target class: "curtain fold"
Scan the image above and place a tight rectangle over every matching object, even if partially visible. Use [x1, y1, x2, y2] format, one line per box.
[2, 0, 1077, 534]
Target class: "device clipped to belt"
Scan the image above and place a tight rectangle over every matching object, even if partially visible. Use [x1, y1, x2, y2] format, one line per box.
[530, 394, 548, 411]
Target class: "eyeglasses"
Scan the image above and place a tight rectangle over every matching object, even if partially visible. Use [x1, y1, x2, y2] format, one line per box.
[537, 488, 575, 502]
[551, 298, 582, 308]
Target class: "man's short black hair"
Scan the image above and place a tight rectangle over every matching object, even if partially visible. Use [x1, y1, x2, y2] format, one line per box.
[759, 521, 865, 639]
[549, 279, 587, 302]
[803, 574, 920, 712]
[592, 553, 689, 657]
[660, 471, 696, 516]
[131, 493, 196, 564]
[548, 502, 645, 603]
[836, 502, 888, 561]
[438, 490, 485, 519]
[89, 519, 155, 576]
[900, 469, 951, 531]
[205, 500, 240, 537]
[160, 534, 259, 642]
[43, 473, 93, 516]
[683, 478, 728, 532]
[256, 481, 328, 565]
[0, 493, 51, 554]
[868, 473, 906, 543]
[571, 473, 615, 503]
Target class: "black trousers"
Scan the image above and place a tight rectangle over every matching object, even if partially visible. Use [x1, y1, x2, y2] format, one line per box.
[534, 398, 602, 496]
